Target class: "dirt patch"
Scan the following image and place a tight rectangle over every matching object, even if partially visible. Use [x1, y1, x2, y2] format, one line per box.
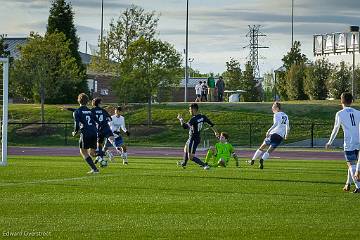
[128, 125, 167, 137]
[15, 124, 59, 137]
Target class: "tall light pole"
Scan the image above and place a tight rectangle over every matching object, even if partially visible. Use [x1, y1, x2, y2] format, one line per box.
[100, 0, 104, 53]
[291, 0, 294, 47]
[184, 0, 189, 102]
[350, 25, 359, 99]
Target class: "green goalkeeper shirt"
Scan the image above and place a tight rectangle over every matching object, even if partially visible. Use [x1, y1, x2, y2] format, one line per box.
[215, 142, 234, 161]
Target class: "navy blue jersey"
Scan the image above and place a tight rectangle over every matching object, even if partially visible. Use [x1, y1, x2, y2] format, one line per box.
[91, 106, 112, 130]
[73, 106, 98, 135]
[183, 114, 214, 139]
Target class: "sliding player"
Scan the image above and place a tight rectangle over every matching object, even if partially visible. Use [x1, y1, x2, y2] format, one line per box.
[249, 102, 290, 169]
[205, 132, 239, 168]
[72, 93, 99, 174]
[325, 92, 360, 193]
[105, 106, 130, 165]
[177, 103, 217, 170]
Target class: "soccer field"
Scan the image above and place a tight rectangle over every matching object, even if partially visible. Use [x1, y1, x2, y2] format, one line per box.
[0, 156, 358, 239]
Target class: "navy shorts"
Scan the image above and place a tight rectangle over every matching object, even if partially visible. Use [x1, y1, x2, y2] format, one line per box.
[264, 133, 283, 148]
[98, 127, 114, 144]
[344, 150, 359, 162]
[186, 138, 200, 154]
[79, 133, 97, 150]
[106, 136, 124, 148]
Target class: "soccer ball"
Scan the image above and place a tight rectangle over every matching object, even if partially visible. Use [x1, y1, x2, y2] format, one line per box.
[100, 158, 108, 168]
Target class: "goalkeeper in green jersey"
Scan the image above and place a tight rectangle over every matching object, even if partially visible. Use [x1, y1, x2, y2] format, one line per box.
[205, 132, 239, 167]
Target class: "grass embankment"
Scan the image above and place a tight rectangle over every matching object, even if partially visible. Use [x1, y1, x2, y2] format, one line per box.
[7, 101, 347, 147]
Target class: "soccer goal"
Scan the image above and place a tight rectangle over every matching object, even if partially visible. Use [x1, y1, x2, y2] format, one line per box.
[0, 57, 9, 166]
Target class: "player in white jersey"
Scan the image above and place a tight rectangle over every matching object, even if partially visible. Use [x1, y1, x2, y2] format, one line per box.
[104, 106, 130, 165]
[325, 92, 360, 193]
[249, 102, 290, 169]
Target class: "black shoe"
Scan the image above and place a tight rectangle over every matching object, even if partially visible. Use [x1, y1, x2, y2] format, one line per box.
[259, 159, 264, 169]
[177, 161, 186, 169]
[247, 160, 255, 165]
[353, 188, 360, 193]
[343, 184, 351, 192]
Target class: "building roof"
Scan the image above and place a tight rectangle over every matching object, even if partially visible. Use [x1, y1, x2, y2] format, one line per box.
[4, 37, 28, 59]
[4, 37, 93, 65]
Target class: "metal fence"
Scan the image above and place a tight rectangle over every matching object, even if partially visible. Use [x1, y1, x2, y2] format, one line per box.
[6, 122, 340, 148]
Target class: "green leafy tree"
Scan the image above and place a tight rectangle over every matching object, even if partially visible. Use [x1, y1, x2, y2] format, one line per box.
[286, 64, 308, 100]
[328, 61, 351, 99]
[240, 62, 261, 102]
[116, 37, 182, 125]
[47, 0, 83, 69]
[89, 5, 159, 73]
[304, 59, 332, 100]
[262, 72, 275, 101]
[11, 32, 87, 123]
[278, 41, 308, 99]
[223, 58, 242, 90]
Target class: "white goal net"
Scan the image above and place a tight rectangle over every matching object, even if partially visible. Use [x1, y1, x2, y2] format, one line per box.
[0, 57, 9, 166]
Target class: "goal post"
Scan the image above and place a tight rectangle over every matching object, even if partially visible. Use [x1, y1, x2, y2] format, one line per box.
[0, 57, 9, 166]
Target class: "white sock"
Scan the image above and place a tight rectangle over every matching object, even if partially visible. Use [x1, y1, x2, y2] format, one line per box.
[252, 149, 263, 160]
[262, 152, 270, 161]
[346, 169, 353, 185]
[356, 161, 360, 173]
[349, 165, 360, 189]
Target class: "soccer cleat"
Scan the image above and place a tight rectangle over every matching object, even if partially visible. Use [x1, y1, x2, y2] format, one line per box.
[94, 156, 102, 164]
[343, 184, 351, 192]
[87, 169, 99, 174]
[177, 161, 186, 169]
[247, 160, 255, 165]
[203, 165, 210, 170]
[352, 188, 360, 194]
[259, 159, 264, 169]
[123, 159, 128, 165]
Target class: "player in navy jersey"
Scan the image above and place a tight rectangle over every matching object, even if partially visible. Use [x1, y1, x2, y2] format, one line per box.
[177, 103, 217, 169]
[91, 98, 113, 164]
[72, 93, 99, 174]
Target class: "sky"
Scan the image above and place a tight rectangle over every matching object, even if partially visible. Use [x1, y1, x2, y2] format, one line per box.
[1, 0, 360, 75]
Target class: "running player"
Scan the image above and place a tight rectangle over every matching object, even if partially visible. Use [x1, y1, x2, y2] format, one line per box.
[325, 92, 360, 193]
[72, 93, 99, 174]
[105, 106, 130, 165]
[91, 98, 114, 166]
[205, 132, 239, 168]
[249, 102, 290, 169]
[177, 103, 217, 169]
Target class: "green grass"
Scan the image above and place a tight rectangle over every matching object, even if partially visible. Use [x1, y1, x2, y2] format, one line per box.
[0, 155, 357, 239]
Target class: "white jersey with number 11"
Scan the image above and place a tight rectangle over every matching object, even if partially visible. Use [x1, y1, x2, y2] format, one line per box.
[327, 107, 360, 151]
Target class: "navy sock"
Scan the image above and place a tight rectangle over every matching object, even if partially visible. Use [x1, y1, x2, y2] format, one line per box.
[192, 156, 206, 167]
[183, 152, 189, 166]
[85, 156, 98, 171]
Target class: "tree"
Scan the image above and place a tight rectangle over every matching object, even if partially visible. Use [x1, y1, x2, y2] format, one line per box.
[304, 59, 332, 100]
[47, 0, 83, 69]
[286, 64, 307, 100]
[240, 62, 261, 102]
[328, 61, 351, 99]
[262, 72, 275, 101]
[223, 58, 242, 90]
[11, 32, 87, 123]
[282, 41, 308, 71]
[277, 41, 308, 100]
[116, 37, 182, 125]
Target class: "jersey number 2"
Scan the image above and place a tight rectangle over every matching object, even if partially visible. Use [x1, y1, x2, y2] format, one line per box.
[281, 116, 287, 124]
[350, 113, 356, 126]
[86, 116, 92, 126]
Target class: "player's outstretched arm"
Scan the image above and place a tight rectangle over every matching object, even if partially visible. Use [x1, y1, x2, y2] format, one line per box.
[326, 113, 340, 149]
